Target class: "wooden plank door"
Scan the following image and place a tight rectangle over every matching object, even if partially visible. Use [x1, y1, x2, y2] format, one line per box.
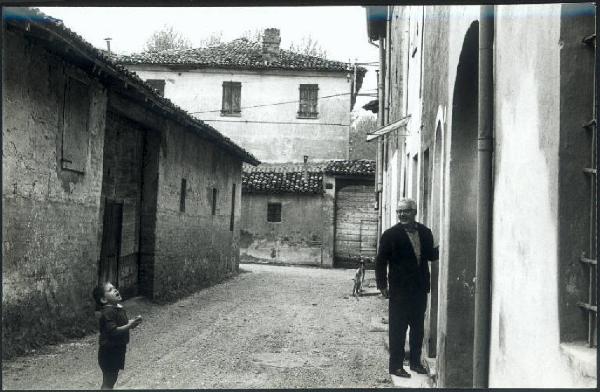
[99, 200, 123, 286]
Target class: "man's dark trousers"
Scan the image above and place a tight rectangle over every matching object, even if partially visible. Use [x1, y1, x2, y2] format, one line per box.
[388, 288, 427, 373]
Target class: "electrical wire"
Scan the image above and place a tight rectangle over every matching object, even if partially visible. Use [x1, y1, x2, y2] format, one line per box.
[188, 89, 378, 114]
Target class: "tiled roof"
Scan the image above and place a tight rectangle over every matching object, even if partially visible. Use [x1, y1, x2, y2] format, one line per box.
[117, 38, 367, 77]
[324, 159, 376, 176]
[242, 160, 375, 194]
[242, 162, 325, 194]
[5, 7, 259, 166]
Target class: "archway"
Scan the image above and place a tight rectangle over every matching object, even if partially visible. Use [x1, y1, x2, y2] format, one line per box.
[437, 21, 479, 388]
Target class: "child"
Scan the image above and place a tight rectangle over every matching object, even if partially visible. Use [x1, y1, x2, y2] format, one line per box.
[92, 282, 142, 389]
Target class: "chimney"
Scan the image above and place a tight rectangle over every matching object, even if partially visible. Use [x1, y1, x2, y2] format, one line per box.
[303, 155, 309, 183]
[262, 28, 281, 62]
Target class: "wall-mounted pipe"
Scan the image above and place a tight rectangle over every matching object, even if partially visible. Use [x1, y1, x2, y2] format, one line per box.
[376, 32, 386, 245]
[473, 4, 494, 388]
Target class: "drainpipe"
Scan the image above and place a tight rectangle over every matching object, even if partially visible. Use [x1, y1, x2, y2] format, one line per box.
[376, 28, 386, 245]
[473, 4, 494, 388]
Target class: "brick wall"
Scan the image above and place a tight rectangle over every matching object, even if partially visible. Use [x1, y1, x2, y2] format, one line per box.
[152, 122, 242, 301]
[2, 31, 106, 357]
[100, 112, 145, 298]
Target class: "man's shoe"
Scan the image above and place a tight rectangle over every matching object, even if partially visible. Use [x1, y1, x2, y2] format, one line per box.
[391, 368, 411, 378]
[410, 364, 428, 374]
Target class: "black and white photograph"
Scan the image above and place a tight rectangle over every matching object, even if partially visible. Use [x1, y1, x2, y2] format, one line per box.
[1, 1, 597, 389]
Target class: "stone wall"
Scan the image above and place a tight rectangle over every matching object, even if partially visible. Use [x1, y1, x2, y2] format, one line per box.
[2, 31, 106, 357]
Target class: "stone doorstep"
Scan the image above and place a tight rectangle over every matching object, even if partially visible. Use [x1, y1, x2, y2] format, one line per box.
[381, 334, 437, 388]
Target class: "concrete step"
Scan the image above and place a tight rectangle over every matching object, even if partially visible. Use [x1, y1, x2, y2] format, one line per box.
[381, 333, 436, 388]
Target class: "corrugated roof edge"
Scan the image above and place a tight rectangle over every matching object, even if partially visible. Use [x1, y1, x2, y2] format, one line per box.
[5, 7, 260, 166]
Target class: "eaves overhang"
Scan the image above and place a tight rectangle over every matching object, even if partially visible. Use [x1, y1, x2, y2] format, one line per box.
[365, 6, 388, 41]
[366, 115, 411, 142]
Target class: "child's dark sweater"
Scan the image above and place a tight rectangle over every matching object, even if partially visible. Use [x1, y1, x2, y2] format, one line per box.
[98, 305, 130, 347]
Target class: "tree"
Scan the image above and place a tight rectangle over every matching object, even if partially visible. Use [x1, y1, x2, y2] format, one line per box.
[288, 34, 327, 58]
[198, 31, 224, 48]
[241, 28, 264, 42]
[143, 25, 192, 52]
[349, 112, 378, 160]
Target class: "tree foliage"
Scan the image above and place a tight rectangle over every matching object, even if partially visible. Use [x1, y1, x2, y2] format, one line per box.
[349, 112, 378, 160]
[288, 34, 327, 58]
[241, 28, 264, 42]
[198, 31, 224, 48]
[143, 25, 192, 52]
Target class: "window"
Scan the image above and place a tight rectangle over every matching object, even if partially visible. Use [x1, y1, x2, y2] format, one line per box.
[62, 75, 90, 173]
[211, 188, 218, 216]
[179, 179, 186, 212]
[230, 183, 236, 231]
[267, 202, 282, 223]
[221, 81, 241, 116]
[145, 79, 165, 97]
[298, 84, 318, 118]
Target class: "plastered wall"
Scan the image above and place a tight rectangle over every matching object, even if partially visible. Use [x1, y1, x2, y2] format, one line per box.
[2, 32, 106, 357]
[125, 66, 351, 163]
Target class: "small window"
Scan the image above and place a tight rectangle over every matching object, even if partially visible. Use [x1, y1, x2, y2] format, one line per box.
[146, 79, 165, 97]
[230, 183, 236, 231]
[221, 81, 241, 116]
[180, 179, 187, 212]
[267, 202, 282, 223]
[212, 188, 218, 216]
[62, 75, 90, 173]
[298, 84, 318, 118]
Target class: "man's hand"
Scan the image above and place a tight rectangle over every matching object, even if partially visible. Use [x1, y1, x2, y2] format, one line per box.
[380, 288, 389, 298]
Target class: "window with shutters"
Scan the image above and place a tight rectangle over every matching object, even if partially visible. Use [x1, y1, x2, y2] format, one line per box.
[267, 202, 282, 223]
[145, 79, 165, 97]
[221, 81, 241, 116]
[298, 84, 319, 119]
[62, 75, 90, 173]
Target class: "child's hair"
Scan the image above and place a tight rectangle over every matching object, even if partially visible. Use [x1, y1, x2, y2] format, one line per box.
[92, 283, 108, 310]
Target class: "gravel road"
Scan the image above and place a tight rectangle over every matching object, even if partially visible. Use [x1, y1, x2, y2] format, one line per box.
[2, 263, 392, 389]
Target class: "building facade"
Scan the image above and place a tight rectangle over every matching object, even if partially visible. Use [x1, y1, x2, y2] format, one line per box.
[2, 8, 258, 358]
[366, 3, 596, 388]
[117, 29, 366, 163]
[240, 160, 377, 268]
[118, 29, 378, 269]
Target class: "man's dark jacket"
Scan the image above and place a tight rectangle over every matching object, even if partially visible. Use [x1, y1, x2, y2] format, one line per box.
[375, 222, 438, 294]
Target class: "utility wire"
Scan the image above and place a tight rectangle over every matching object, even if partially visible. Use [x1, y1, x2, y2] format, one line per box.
[189, 89, 378, 114]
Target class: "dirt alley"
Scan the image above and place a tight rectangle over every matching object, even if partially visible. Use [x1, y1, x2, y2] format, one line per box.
[2, 263, 393, 389]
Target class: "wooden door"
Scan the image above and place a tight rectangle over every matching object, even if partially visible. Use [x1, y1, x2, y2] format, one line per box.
[99, 200, 123, 286]
[334, 182, 378, 268]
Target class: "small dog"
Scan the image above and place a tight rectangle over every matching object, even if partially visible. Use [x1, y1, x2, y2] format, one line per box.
[352, 257, 366, 299]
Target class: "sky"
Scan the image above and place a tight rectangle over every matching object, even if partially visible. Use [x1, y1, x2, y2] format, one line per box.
[38, 6, 380, 114]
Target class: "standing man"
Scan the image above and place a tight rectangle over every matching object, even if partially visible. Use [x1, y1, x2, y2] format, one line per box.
[376, 198, 438, 378]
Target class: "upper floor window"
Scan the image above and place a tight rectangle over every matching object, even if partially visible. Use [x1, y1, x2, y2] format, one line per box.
[145, 79, 165, 97]
[221, 81, 241, 116]
[298, 84, 318, 119]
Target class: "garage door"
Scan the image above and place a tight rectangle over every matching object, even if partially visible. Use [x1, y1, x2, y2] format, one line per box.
[334, 182, 377, 268]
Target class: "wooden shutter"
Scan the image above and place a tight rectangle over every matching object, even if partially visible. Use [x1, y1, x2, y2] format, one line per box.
[62, 76, 90, 173]
[298, 84, 318, 118]
[222, 82, 232, 114]
[232, 82, 241, 113]
[222, 82, 241, 115]
[309, 85, 318, 117]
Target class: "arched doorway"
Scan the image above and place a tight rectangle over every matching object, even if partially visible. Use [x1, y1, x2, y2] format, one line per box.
[437, 21, 479, 388]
